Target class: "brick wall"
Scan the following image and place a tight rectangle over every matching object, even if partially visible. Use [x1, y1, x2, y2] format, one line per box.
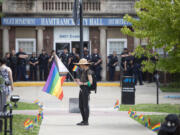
[127, 35, 134, 52]
[89, 27, 100, 52]
[43, 27, 54, 55]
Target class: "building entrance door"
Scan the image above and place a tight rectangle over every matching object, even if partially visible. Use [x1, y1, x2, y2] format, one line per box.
[71, 41, 90, 55]
[55, 42, 70, 55]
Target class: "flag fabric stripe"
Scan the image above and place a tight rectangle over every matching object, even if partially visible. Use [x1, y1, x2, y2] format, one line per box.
[152, 123, 161, 131]
[43, 62, 55, 92]
[42, 59, 66, 100]
[46, 65, 58, 93]
[49, 69, 60, 94]
[73, 65, 78, 72]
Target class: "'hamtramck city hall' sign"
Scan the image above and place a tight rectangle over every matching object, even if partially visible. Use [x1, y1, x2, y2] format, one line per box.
[2, 17, 132, 26]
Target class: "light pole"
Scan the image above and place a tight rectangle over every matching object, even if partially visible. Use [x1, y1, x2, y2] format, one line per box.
[79, 0, 83, 58]
[155, 73, 160, 104]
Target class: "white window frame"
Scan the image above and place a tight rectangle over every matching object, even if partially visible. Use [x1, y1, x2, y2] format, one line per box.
[107, 38, 127, 56]
[15, 38, 36, 54]
[107, 38, 127, 71]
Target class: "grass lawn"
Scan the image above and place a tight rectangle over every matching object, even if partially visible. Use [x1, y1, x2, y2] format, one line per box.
[120, 104, 180, 114]
[133, 115, 166, 132]
[8, 102, 39, 110]
[0, 115, 41, 135]
[160, 86, 180, 92]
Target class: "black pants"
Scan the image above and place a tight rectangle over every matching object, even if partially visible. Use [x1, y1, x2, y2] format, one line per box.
[79, 86, 90, 122]
[109, 67, 115, 81]
[17, 65, 26, 81]
[30, 67, 37, 81]
[39, 66, 48, 81]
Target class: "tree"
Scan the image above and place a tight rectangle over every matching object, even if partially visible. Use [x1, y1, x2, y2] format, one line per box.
[122, 0, 180, 74]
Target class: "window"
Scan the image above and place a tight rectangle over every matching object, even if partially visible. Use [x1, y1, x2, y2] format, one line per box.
[16, 38, 36, 55]
[107, 39, 127, 71]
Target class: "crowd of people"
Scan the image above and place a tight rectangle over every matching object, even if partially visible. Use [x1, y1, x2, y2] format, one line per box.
[1, 47, 150, 84]
[1, 47, 103, 82]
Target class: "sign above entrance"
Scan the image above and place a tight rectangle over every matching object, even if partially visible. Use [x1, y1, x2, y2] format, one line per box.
[2, 17, 132, 26]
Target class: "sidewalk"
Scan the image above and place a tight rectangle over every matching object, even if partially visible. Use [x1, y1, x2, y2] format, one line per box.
[11, 83, 180, 135]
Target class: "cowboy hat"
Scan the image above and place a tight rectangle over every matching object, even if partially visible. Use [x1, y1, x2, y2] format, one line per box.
[74, 58, 91, 65]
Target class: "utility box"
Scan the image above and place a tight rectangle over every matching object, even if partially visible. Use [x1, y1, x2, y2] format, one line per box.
[69, 98, 80, 113]
[121, 76, 135, 105]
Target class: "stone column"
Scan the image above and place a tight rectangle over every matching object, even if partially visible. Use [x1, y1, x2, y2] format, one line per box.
[2, 27, 10, 57]
[36, 27, 45, 55]
[99, 27, 107, 81]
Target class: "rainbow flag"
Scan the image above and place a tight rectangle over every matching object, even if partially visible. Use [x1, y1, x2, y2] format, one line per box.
[24, 119, 33, 130]
[148, 118, 151, 127]
[34, 99, 39, 105]
[42, 61, 66, 100]
[114, 100, 119, 109]
[139, 114, 144, 121]
[133, 112, 138, 118]
[152, 123, 161, 131]
[72, 65, 79, 72]
[128, 108, 132, 115]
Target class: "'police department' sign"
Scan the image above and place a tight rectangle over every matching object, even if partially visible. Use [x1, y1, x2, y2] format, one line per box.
[2, 17, 132, 26]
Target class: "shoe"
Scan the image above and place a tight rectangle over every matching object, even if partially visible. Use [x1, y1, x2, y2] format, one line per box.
[76, 121, 89, 126]
[82, 121, 89, 126]
[76, 121, 84, 125]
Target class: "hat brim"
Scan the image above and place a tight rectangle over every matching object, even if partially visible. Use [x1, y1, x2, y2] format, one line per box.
[74, 63, 91, 65]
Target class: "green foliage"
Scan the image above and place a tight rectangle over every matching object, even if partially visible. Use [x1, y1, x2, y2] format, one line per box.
[120, 104, 180, 114]
[0, 115, 40, 135]
[9, 102, 39, 110]
[122, 0, 180, 73]
[135, 115, 166, 131]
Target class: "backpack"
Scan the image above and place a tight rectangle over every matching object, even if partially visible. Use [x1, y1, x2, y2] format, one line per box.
[86, 69, 97, 93]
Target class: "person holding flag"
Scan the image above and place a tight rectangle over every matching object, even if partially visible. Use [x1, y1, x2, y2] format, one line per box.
[74, 58, 93, 126]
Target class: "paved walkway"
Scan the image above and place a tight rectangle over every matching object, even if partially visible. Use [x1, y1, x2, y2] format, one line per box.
[11, 83, 180, 135]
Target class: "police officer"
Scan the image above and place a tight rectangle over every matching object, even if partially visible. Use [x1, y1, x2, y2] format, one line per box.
[10, 49, 17, 81]
[48, 50, 56, 70]
[108, 51, 118, 81]
[38, 50, 49, 81]
[75, 58, 93, 126]
[120, 48, 129, 71]
[69, 48, 80, 80]
[59, 48, 70, 81]
[134, 54, 144, 85]
[83, 50, 91, 62]
[124, 52, 135, 76]
[91, 48, 102, 81]
[16, 48, 28, 81]
[29, 52, 38, 81]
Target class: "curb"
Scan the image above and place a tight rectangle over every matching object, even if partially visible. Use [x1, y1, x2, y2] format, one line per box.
[14, 82, 120, 87]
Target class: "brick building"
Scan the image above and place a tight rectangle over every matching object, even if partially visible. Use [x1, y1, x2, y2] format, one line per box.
[0, 0, 142, 81]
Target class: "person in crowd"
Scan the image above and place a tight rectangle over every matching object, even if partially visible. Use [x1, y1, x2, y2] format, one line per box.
[91, 48, 102, 81]
[108, 51, 118, 81]
[38, 49, 49, 81]
[59, 47, 70, 81]
[120, 48, 129, 71]
[29, 52, 38, 81]
[48, 50, 56, 70]
[83, 50, 91, 62]
[0, 58, 14, 99]
[133, 54, 145, 85]
[10, 49, 17, 81]
[69, 48, 80, 80]
[4, 52, 11, 67]
[16, 48, 28, 81]
[124, 51, 135, 76]
[75, 58, 93, 126]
